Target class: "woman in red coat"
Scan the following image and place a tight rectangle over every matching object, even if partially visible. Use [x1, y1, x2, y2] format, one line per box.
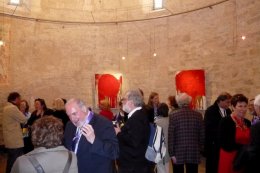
[218, 94, 251, 173]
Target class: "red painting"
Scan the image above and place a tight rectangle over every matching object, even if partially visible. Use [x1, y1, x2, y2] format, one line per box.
[95, 74, 122, 108]
[175, 69, 206, 110]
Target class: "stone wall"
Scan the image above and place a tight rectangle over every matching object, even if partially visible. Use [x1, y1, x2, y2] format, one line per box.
[0, 0, 230, 23]
[0, 0, 260, 145]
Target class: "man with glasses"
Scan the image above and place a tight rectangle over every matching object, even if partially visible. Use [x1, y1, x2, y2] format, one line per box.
[114, 90, 151, 173]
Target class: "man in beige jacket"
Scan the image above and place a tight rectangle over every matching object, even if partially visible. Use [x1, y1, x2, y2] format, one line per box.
[3, 92, 27, 173]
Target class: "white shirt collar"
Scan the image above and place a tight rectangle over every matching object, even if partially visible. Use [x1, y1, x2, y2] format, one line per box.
[127, 107, 142, 119]
[219, 106, 226, 117]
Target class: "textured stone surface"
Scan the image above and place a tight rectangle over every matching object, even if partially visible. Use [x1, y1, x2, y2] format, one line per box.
[0, 0, 228, 23]
[0, 0, 260, 144]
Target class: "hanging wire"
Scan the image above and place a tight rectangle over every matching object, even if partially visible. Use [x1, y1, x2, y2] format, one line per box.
[149, 25, 152, 58]
[149, 27, 152, 75]
[233, 0, 237, 49]
[126, 26, 128, 59]
[153, 23, 156, 57]
[0, 0, 4, 46]
[126, 9, 129, 59]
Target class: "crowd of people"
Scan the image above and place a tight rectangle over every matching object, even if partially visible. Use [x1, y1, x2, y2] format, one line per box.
[2, 90, 260, 173]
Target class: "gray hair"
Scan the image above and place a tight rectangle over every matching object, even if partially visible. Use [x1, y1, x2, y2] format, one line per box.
[65, 98, 88, 113]
[254, 94, 260, 106]
[176, 92, 192, 107]
[126, 90, 144, 107]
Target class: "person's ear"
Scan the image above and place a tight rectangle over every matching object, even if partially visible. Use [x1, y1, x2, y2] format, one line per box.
[82, 106, 87, 113]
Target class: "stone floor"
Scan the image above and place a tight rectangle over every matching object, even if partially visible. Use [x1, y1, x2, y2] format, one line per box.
[0, 153, 205, 173]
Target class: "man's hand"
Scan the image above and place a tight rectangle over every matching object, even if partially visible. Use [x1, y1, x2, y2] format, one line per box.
[81, 124, 95, 144]
[171, 156, 177, 164]
[114, 124, 121, 135]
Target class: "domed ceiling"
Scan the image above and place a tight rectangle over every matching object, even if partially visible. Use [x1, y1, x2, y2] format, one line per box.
[0, 0, 228, 23]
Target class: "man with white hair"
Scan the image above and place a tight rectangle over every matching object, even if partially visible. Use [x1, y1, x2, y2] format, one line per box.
[168, 92, 204, 173]
[114, 89, 151, 173]
[64, 98, 119, 173]
[252, 94, 260, 125]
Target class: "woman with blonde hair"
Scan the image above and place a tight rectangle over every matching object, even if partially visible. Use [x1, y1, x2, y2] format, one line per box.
[99, 99, 114, 121]
[53, 98, 69, 129]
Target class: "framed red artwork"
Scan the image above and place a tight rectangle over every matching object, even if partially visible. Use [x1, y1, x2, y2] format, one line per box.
[95, 74, 122, 108]
[175, 69, 206, 110]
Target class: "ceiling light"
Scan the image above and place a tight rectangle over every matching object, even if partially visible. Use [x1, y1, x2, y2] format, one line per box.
[9, 0, 21, 5]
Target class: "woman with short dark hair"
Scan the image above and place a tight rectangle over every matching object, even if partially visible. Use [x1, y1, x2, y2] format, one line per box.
[155, 103, 170, 173]
[218, 94, 251, 173]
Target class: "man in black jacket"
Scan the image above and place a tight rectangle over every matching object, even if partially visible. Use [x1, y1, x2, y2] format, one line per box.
[204, 92, 232, 173]
[114, 90, 151, 173]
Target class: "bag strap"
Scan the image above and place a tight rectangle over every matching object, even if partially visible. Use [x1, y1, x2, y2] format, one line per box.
[63, 151, 72, 173]
[28, 150, 72, 173]
[28, 155, 45, 173]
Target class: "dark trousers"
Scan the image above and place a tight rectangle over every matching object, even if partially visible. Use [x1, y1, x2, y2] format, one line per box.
[118, 164, 154, 173]
[205, 144, 219, 173]
[23, 137, 34, 154]
[6, 147, 24, 173]
[173, 163, 198, 173]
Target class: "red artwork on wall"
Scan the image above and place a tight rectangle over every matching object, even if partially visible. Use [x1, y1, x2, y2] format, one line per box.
[95, 74, 122, 108]
[175, 69, 206, 110]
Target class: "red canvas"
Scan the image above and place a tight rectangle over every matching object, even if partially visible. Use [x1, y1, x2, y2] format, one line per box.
[175, 69, 206, 110]
[95, 74, 122, 108]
